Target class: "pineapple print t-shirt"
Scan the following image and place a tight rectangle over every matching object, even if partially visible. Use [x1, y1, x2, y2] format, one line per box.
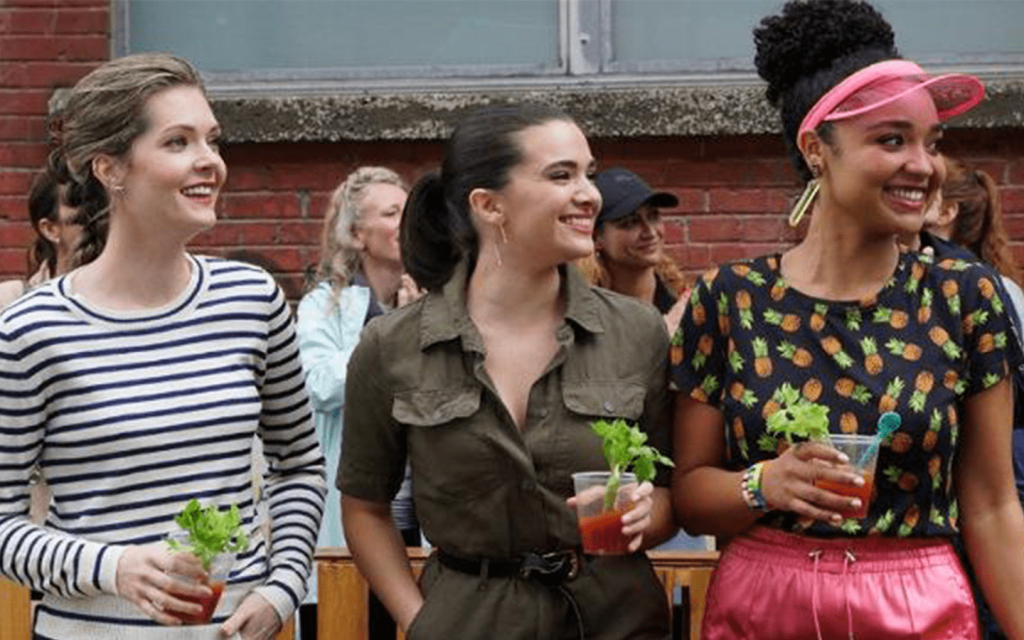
[670, 251, 1018, 538]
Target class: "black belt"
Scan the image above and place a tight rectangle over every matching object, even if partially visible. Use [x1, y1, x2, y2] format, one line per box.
[437, 548, 581, 586]
[437, 548, 585, 639]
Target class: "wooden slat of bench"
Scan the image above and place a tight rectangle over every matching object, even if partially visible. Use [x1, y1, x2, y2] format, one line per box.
[0, 578, 31, 640]
[315, 548, 719, 640]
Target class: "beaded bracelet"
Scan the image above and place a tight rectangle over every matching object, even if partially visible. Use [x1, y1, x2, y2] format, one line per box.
[740, 461, 769, 512]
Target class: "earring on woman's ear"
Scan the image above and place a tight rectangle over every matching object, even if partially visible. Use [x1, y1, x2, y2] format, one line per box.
[788, 164, 821, 228]
[492, 220, 508, 267]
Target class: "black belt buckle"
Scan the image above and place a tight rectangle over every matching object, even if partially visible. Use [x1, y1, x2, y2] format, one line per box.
[518, 550, 580, 585]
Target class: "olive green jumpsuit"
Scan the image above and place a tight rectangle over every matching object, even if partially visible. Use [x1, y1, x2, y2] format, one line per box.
[340, 262, 672, 640]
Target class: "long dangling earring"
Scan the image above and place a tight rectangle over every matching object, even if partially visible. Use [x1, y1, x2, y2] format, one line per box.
[788, 164, 821, 228]
[493, 220, 508, 267]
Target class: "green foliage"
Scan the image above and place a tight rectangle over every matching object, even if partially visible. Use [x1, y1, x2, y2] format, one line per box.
[591, 419, 674, 511]
[765, 384, 830, 443]
[166, 499, 249, 571]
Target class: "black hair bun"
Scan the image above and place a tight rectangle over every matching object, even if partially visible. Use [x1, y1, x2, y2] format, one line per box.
[754, 0, 897, 107]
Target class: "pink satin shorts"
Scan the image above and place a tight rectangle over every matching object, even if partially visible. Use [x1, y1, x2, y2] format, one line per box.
[701, 526, 978, 640]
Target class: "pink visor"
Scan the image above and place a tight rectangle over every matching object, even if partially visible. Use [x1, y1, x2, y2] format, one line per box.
[798, 59, 985, 143]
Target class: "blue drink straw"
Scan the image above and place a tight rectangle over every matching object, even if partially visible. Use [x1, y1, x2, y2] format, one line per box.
[859, 412, 901, 468]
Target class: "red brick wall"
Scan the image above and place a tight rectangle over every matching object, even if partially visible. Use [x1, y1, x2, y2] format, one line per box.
[3, 0, 1023, 302]
[0, 0, 109, 275]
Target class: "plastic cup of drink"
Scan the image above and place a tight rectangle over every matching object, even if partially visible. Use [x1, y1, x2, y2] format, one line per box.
[814, 433, 878, 519]
[166, 532, 233, 624]
[572, 471, 637, 555]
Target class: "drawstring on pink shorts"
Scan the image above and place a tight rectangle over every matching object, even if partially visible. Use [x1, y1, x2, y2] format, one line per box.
[809, 547, 858, 640]
[700, 526, 980, 640]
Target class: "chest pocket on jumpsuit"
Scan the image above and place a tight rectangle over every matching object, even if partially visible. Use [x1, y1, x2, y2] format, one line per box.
[562, 381, 646, 421]
[560, 381, 649, 474]
[393, 385, 507, 502]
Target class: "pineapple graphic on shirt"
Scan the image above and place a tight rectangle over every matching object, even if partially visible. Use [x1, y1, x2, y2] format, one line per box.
[861, 336, 883, 375]
[809, 303, 828, 332]
[752, 337, 773, 378]
[878, 377, 905, 413]
[904, 260, 925, 294]
[868, 509, 896, 536]
[873, 306, 910, 330]
[885, 337, 922, 362]
[898, 505, 922, 537]
[922, 408, 943, 452]
[908, 371, 933, 413]
[884, 465, 918, 492]
[728, 381, 758, 409]
[835, 377, 871, 405]
[764, 309, 801, 333]
[962, 308, 988, 336]
[845, 308, 862, 332]
[690, 374, 720, 403]
[717, 292, 731, 336]
[669, 329, 684, 366]
[918, 288, 934, 325]
[928, 326, 963, 361]
[736, 290, 754, 330]
[769, 277, 787, 302]
[821, 335, 854, 369]
[941, 279, 962, 316]
[777, 341, 813, 368]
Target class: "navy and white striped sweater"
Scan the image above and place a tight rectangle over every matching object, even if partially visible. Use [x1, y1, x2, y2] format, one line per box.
[0, 255, 326, 639]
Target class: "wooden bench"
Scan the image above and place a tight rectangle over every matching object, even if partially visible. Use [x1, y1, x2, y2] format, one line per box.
[0, 577, 294, 640]
[316, 547, 720, 640]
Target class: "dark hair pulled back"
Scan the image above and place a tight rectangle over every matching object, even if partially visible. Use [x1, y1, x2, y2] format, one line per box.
[401, 103, 574, 290]
[753, 0, 898, 180]
[47, 53, 204, 267]
[26, 171, 61, 277]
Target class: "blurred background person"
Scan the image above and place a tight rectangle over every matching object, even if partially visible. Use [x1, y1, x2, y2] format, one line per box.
[295, 166, 421, 640]
[577, 167, 690, 334]
[923, 157, 1024, 298]
[0, 170, 83, 309]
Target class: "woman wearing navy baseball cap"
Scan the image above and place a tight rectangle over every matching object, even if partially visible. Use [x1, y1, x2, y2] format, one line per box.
[579, 167, 690, 333]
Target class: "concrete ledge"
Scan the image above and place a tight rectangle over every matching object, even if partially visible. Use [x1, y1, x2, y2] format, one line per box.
[210, 78, 1024, 143]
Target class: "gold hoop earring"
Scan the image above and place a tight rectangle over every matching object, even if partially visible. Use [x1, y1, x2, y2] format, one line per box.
[788, 165, 820, 228]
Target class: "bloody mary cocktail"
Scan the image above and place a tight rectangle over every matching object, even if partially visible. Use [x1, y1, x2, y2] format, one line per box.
[572, 471, 637, 555]
[174, 579, 225, 624]
[814, 434, 879, 519]
[578, 509, 630, 554]
[815, 471, 875, 519]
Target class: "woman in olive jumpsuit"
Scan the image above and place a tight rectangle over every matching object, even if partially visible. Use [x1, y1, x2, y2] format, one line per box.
[339, 103, 675, 640]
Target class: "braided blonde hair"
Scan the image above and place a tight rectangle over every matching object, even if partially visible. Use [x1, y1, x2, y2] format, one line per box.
[315, 167, 408, 299]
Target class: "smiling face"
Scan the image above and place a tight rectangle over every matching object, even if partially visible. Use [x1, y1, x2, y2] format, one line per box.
[110, 85, 226, 243]
[814, 88, 945, 237]
[493, 120, 600, 268]
[595, 203, 665, 270]
[350, 182, 407, 269]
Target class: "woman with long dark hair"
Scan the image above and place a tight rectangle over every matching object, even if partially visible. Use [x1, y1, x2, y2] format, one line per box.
[340, 103, 675, 639]
[0, 171, 83, 309]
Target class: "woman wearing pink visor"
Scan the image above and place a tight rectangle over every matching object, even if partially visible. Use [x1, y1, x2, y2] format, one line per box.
[670, 1, 1024, 638]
